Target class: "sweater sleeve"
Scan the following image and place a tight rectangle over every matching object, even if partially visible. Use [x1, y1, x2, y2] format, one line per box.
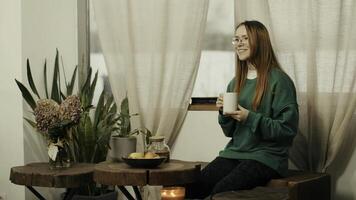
[244, 104, 298, 142]
[244, 74, 299, 143]
[218, 78, 239, 137]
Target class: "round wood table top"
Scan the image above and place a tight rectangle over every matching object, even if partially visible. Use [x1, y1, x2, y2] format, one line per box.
[10, 162, 94, 188]
[94, 160, 201, 186]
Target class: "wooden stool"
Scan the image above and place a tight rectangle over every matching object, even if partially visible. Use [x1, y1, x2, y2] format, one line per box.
[212, 187, 289, 200]
[211, 170, 330, 200]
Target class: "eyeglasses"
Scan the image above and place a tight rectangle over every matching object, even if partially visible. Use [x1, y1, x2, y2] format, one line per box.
[232, 36, 249, 45]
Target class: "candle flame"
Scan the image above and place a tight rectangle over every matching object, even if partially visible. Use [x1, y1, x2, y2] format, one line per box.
[160, 187, 185, 199]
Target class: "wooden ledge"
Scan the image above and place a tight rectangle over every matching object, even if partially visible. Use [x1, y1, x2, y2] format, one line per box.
[188, 104, 218, 111]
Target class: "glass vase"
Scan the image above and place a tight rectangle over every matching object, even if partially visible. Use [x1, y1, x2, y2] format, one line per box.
[147, 136, 170, 162]
[49, 143, 72, 170]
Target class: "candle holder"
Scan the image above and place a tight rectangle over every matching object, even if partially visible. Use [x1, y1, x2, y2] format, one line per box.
[160, 186, 185, 200]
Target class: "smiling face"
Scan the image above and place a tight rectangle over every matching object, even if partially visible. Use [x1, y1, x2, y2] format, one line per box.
[233, 25, 251, 61]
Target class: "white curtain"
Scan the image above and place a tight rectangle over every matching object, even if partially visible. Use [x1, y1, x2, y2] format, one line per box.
[234, 0, 356, 173]
[92, 0, 209, 199]
[92, 0, 209, 147]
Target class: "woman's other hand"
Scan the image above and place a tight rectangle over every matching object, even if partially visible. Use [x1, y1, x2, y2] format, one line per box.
[224, 105, 249, 122]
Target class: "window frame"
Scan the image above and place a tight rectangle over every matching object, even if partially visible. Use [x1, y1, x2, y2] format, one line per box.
[77, 0, 90, 89]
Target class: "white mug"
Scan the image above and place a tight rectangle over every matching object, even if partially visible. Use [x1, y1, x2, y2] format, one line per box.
[223, 92, 238, 113]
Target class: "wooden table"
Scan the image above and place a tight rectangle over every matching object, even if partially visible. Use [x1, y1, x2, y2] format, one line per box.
[10, 162, 94, 200]
[94, 160, 201, 200]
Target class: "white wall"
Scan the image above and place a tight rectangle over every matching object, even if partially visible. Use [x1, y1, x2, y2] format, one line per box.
[0, 1, 80, 200]
[171, 111, 229, 162]
[0, 0, 24, 199]
[21, 1, 78, 199]
[21, 0, 78, 162]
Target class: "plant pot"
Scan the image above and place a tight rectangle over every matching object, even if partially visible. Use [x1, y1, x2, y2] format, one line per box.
[72, 191, 117, 200]
[109, 136, 137, 161]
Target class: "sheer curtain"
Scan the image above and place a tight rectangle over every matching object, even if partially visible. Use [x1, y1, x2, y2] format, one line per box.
[92, 0, 208, 148]
[235, 0, 356, 173]
[92, 1, 209, 199]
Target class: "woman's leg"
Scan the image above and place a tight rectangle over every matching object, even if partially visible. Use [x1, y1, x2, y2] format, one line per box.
[185, 157, 240, 199]
[211, 159, 280, 195]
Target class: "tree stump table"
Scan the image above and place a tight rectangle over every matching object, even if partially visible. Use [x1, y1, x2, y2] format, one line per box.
[10, 162, 94, 200]
[94, 160, 201, 200]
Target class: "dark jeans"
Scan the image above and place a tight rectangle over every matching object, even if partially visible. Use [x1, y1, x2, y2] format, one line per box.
[185, 157, 281, 199]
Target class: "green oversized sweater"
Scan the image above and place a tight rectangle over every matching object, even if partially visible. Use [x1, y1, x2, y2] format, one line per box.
[218, 68, 299, 176]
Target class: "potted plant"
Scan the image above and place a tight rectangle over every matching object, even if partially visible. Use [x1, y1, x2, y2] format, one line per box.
[108, 97, 153, 161]
[15, 50, 118, 199]
[108, 96, 136, 161]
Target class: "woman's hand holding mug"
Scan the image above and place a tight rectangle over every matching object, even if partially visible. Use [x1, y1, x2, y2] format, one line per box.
[224, 105, 249, 122]
[217, 92, 249, 122]
[216, 93, 224, 111]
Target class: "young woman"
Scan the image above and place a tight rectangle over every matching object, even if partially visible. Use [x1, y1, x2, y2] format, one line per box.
[186, 20, 299, 199]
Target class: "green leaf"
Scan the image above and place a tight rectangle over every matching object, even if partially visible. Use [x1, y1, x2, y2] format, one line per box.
[94, 90, 105, 128]
[67, 65, 77, 95]
[83, 105, 94, 111]
[105, 95, 114, 112]
[121, 96, 129, 115]
[15, 79, 36, 110]
[109, 103, 117, 116]
[57, 50, 63, 102]
[105, 114, 118, 127]
[24, 117, 36, 128]
[26, 59, 40, 99]
[51, 50, 61, 103]
[43, 60, 49, 99]
[119, 96, 131, 136]
[102, 113, 115, 125]
[81, 67, 92, 95]
[81, 95, 88, 112]
[60, 91, 66, 100]
[80, 68, 92, 107]
[60, 55, 68, 86]
[82, 115, 95, 162]
[145, 129, 152, 146]
[58, 56, 62, 102]
[76, 115, 89, 162]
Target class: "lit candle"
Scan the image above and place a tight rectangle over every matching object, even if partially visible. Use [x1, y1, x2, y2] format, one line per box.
[160, 187, 185, 200]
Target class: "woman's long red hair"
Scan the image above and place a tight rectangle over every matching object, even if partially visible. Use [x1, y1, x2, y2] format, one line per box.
[235, 21, 281, 111]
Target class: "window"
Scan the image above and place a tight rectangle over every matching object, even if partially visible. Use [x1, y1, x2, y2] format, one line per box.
[192, 0, 235, 98]
[189, 0, 235, 110]
[83, 0, 235, 109]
